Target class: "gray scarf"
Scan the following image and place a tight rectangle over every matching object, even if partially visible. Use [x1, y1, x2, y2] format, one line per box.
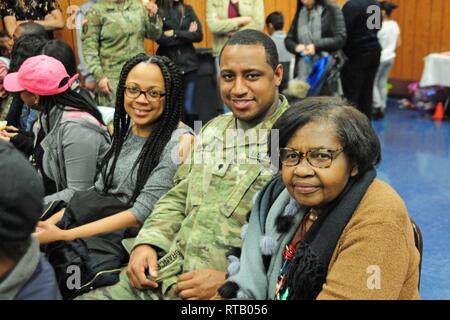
[225, 177, 307, 299]
[0, 237, 41, 300]
[297, 5, 323, 81]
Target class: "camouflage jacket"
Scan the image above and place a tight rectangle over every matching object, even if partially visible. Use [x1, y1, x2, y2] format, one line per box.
[81, 0, 162, 82]
[128, 96, 290, 295]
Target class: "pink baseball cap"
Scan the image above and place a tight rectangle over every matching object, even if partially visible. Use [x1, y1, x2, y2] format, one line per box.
[4, 55, 79, 96]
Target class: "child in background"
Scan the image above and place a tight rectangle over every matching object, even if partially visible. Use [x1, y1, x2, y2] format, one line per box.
[372, 1, 400, 119]
[266, 11, 292, 92]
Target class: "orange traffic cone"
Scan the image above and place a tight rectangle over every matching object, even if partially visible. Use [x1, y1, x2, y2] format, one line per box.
[432, 102, 444, 121]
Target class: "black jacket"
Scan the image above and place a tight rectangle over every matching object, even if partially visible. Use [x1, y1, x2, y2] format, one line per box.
[156, 5, 203, 75]
[341, 0, 382, 58]
[285, 2, 347, 66]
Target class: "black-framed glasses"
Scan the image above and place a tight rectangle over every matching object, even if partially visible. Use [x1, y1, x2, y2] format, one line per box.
[124, 85, 166, 102]
[279, 147, 344, 169]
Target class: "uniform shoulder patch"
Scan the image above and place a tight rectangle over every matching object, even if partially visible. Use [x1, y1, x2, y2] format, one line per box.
[82, 23, 89, 34]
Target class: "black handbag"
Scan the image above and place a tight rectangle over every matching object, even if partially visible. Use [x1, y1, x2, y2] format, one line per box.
[40, 200, 66, 221]
[43, 189, 139, 299]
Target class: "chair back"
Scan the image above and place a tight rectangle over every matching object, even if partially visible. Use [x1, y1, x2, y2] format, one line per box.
[410, 218, 423, 289]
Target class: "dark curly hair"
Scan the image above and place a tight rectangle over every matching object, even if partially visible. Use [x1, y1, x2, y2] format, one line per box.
[9, 33, 48, 72]
[269, 96, 381, 176]
[98, 53, 183, 203]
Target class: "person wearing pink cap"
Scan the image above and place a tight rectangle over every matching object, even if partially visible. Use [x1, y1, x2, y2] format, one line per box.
[3, 54, 111, 206]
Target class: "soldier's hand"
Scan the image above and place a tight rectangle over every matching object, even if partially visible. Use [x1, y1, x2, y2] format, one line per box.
[127, 245, 159, 289]
[175, 269, 226, 300]
[98, 77, 112, 96]
[85, 79, 97, 91]
[146, 1, 158, 18]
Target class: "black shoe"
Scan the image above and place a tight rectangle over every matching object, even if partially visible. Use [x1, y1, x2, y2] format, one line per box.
[372, 109, 385, 120]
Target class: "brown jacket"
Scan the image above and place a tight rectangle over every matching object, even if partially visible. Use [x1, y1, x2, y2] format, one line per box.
[317, 179, 421, 299]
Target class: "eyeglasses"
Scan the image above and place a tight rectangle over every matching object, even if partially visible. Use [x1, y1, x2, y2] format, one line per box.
[279, 147, 344, 169]
[124, 85, 166, 102]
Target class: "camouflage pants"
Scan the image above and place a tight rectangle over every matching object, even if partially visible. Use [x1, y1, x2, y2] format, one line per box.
[76, 268, 180, 300]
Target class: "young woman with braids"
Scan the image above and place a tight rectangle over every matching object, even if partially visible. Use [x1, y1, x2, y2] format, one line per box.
[3, 54, 110, 205]
[34, 53, 194, 245]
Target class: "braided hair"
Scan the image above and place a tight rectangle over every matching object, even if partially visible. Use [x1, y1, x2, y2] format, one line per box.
[99, 53, 183, 204]
[38, 84, 105, 133]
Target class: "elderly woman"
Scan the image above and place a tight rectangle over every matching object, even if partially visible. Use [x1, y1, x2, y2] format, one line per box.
[285, 0, 346, 84]
[219, 97, 420, 300]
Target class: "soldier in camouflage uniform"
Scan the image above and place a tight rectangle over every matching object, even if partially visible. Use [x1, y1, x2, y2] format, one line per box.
[82, 0, 162, 107]
[78, 30, 289, 300]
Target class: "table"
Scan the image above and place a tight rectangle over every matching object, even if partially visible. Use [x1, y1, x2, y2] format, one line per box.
[420, 52, 450, 87]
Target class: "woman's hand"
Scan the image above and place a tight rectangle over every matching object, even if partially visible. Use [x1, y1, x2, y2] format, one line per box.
[164, 30, 174, 37]
[146, 1, 159, 18]
[34, 221, 69, 244]
[295, 44, 306, 53]
[45, 208, 66, 225]
[5, 125, 18, 132]
[0, 130, 17, 142]
[44, 13, 56, 21]
[188, 22, 198, 33]
[98, 77, 112, 96]
[237, 16, 253, 28]
[304, 44, 316, 56]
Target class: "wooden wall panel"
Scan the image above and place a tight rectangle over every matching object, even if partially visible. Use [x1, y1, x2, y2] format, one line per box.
[429, 0, 443, 54]
[399, 0, 416, 80]
[389, 0, 404, 77]
[4, 0, 448, 82]
[442, 0, 450, 54]
[412, 0, 431, 81]
[388, 0, 450, 81]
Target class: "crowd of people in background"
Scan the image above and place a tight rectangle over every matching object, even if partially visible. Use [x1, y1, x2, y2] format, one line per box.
[0, 0, 418, 301]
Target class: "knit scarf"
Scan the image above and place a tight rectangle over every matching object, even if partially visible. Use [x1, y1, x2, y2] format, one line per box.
[220, 168, 376, 300]
[296, 5, 323, 81]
